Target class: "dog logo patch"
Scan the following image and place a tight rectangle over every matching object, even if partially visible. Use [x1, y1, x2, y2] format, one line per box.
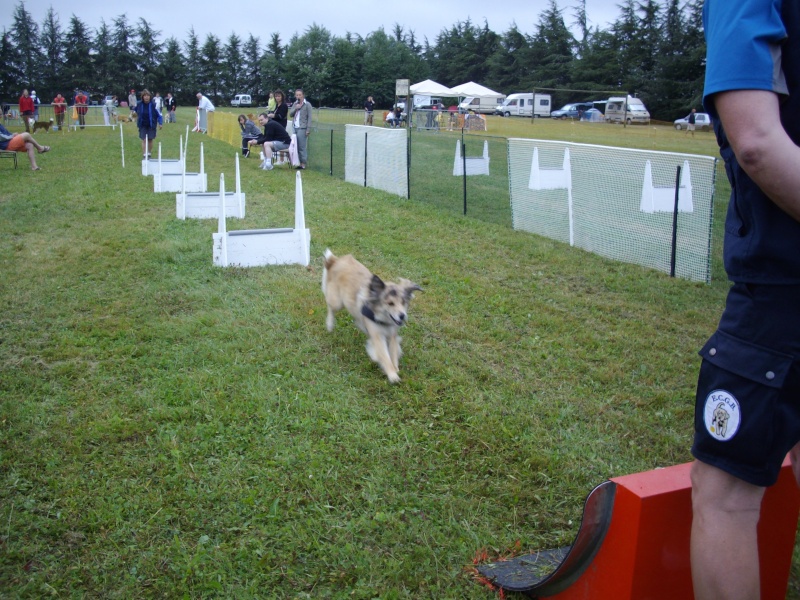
[703, 390, 741, 441]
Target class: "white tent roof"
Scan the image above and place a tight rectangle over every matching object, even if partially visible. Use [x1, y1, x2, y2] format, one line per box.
[409, 79, 454, 96]
[449, 81, 505, 98]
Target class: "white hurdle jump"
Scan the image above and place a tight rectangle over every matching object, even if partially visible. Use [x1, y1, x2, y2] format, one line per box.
[453, 140, 490, 176]
[177, 154, 246, 220]
[528, 147, 576, 246]
[640, 160, 694, 214]
[154, 142, 207, 193]
[142, 136, 185, 176]
[213, 171, 310, 268]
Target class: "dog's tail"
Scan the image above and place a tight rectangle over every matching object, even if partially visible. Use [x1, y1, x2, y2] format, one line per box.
[322, 248, 336, 293]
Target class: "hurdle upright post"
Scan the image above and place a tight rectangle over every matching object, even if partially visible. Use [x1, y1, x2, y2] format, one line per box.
[295, 172, 309, 266]
[120, 122, 125, 168]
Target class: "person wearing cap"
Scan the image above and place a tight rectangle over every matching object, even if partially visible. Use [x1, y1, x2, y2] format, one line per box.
[128, 89, 137, 118]
[31, 90, 40, 121]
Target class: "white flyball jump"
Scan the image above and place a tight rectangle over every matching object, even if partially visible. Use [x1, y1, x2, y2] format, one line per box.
[453, 140, 490, 176]
[640, 160, 694, 213]
[154, 141, 207, 193]
[213, 171, 310, 268]
[177, 154, 246, 220]
[142, 136, 185, 176]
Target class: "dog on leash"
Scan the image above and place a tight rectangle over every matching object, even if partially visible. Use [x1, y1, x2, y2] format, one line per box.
[32, 118, 53, 133]
[322, 249, 422, 383]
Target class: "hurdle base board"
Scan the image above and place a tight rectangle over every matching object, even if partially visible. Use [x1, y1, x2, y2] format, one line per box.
[213, 229, 311, 267]
[142, 158, 185, 176]
[155, 173, 208, 193]
[177, 192, 246, 220]
[453, 157, 491, 177]
[480, 459, 800, 599]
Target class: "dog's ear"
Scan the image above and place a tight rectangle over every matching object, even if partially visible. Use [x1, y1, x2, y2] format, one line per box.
[400, 279, 423, 299]
[368, 274, 386, 298]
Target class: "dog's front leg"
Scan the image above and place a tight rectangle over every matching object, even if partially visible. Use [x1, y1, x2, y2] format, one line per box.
[365, 324, 400, 383]
[387, 331, 402, 372]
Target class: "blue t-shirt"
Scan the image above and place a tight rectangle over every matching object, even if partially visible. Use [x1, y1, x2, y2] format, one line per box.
[703, 0, 800, 284]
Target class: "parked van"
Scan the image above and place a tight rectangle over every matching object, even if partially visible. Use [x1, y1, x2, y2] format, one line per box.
[604, 95, 650, 124]
[494, 93, 552, 118]
[231, 94, 252, 107]
[458, 95, 506, 114]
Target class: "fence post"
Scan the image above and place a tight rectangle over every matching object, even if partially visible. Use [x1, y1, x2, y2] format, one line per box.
[670, 165, 682, 277]
[330, 129, 333, 176]
[364, 131, 368, 187]
[462, 129, 467, 215]
[406, 130, 411, 200]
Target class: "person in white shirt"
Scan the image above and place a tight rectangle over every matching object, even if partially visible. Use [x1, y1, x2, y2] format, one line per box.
[195, 93, 216, 133]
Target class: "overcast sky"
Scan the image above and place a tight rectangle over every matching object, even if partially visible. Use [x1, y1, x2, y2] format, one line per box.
[3, 0, 622, 48]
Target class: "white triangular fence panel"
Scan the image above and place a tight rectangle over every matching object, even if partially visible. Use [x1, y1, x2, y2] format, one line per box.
[142, 136, 185, 176]
[453, 140, 490, 176]
[640, 160, 694, 213]
[177, 154, 246, 220]
[213, 171, 310, 267]
[154, 142, 207, 193]
[529, 147, 572, 191]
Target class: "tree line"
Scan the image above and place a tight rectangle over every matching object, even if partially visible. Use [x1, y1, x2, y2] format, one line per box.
[1, 0, 705, 120]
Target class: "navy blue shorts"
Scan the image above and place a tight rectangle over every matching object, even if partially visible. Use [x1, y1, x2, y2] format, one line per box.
[692, 283, 800, 487]
[139, 127, 157, 141]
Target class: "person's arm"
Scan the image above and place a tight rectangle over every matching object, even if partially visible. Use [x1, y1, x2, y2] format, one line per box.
[715, 89, 800, 223]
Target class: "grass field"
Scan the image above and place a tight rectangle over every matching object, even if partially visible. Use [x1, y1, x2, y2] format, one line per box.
[1, 112, 797, 598]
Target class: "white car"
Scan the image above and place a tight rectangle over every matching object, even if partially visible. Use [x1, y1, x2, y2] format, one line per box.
[674, 112, 712, 131]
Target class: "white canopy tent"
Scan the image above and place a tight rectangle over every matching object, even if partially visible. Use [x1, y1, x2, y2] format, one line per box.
[409, 79, 455, 96]
[449, 81, 505, 98]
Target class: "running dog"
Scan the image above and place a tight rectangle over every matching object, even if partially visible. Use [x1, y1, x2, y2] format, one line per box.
[31, 118, 53, 133]
[322, 249, 422, 383]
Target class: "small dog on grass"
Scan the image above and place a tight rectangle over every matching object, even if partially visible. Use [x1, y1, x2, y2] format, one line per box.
[115, 114, 133, 123]
[322, 249, 422, 383]
[31, 118, 53, 133]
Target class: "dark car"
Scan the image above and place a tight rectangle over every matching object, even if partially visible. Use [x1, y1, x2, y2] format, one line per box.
[551, 102, 595, 120]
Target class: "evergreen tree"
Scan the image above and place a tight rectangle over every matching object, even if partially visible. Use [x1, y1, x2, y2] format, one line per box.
[135, 18, 162, 91]
[111, 15, 139, 90]
[183, 28, 201, 103]
[39, 7, 63, 99]
[329, 33, 364, 107]
[261, 33, 285, 94]
[10, 1, 44, 88]
[282, 24, 333, 105]
[527, 0, 575, 103]
[93, 21, 114, 95]
[222, 33, 243, 100]
[0, 29, 23, 95]
[242, 34, 261, 101]
[159, 37, 185, 97]
[485, 24, 529, 92]
[63, 15, 93, 94]
[199, 33, 223, 102]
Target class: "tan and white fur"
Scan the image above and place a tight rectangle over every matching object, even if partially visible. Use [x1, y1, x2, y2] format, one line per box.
[322, 249, 421, 383]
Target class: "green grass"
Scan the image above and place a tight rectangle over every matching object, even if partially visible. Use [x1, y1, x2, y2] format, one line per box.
[0, 114, 796, 598]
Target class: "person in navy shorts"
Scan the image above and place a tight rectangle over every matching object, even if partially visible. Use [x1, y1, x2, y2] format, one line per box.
[691, 1, 800, 598]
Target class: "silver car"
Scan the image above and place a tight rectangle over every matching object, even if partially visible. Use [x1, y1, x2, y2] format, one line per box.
[674, 112, 712, 131]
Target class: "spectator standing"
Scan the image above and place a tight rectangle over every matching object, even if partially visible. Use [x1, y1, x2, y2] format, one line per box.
[270, 90, 289, 129]
[75, 90, 89, 129]
[164, 93, 176, 123]
[686, 108, 697, 137]
[364, 95, 375, 125]
[691, 2, 800, 600]
[153, 92, 163, 114]
[134, 90, 162, 158]
[19, 89, 34, 132]
[53, 93, 66, 130]
[289, 88, 312, 169]
[128, 89, 138, 118]
[267, 92, 276, 113]
[196, 92, 215, 133]
[31, 91, 40, 120]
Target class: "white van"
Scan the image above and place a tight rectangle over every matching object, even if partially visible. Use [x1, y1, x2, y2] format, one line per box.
[604, 95, 650, 124]
[494, 93, 551, 118]
[458, 95, 506, 114]
[231, 94, 252, 107]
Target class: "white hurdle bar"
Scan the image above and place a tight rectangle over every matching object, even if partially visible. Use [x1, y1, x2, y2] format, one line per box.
[453, 140, 491, 176]
[177, 153, 246, 220]
[528, 147, 575, 246]
[154, 142, 207, 193]
[213, 171, 310, 268]
[640, 160, 694, 214]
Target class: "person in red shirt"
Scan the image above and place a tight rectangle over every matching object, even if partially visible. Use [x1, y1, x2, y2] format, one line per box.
[52, 93, 67, 130]
[18, 89, 34, 132]
[75, 91, 88, 129]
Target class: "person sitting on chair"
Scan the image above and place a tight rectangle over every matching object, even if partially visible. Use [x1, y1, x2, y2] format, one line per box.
[248, 112, 291, 171]
[0, 122, 51, 171]
[238, 114, 261, 157]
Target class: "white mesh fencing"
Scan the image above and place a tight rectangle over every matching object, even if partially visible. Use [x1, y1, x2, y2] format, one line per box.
[345, 125, 408, 198]
[508, 138, 717, 282]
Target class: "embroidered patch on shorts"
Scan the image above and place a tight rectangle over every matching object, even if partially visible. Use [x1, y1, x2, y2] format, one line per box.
[703, 389, 741, 442]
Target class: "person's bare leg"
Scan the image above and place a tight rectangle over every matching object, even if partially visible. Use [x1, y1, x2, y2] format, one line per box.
[17, 132, 45, 153]
[789, 441, 800, 486]
[24, 142, 39, 170]
[691, 460, 765, 600]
